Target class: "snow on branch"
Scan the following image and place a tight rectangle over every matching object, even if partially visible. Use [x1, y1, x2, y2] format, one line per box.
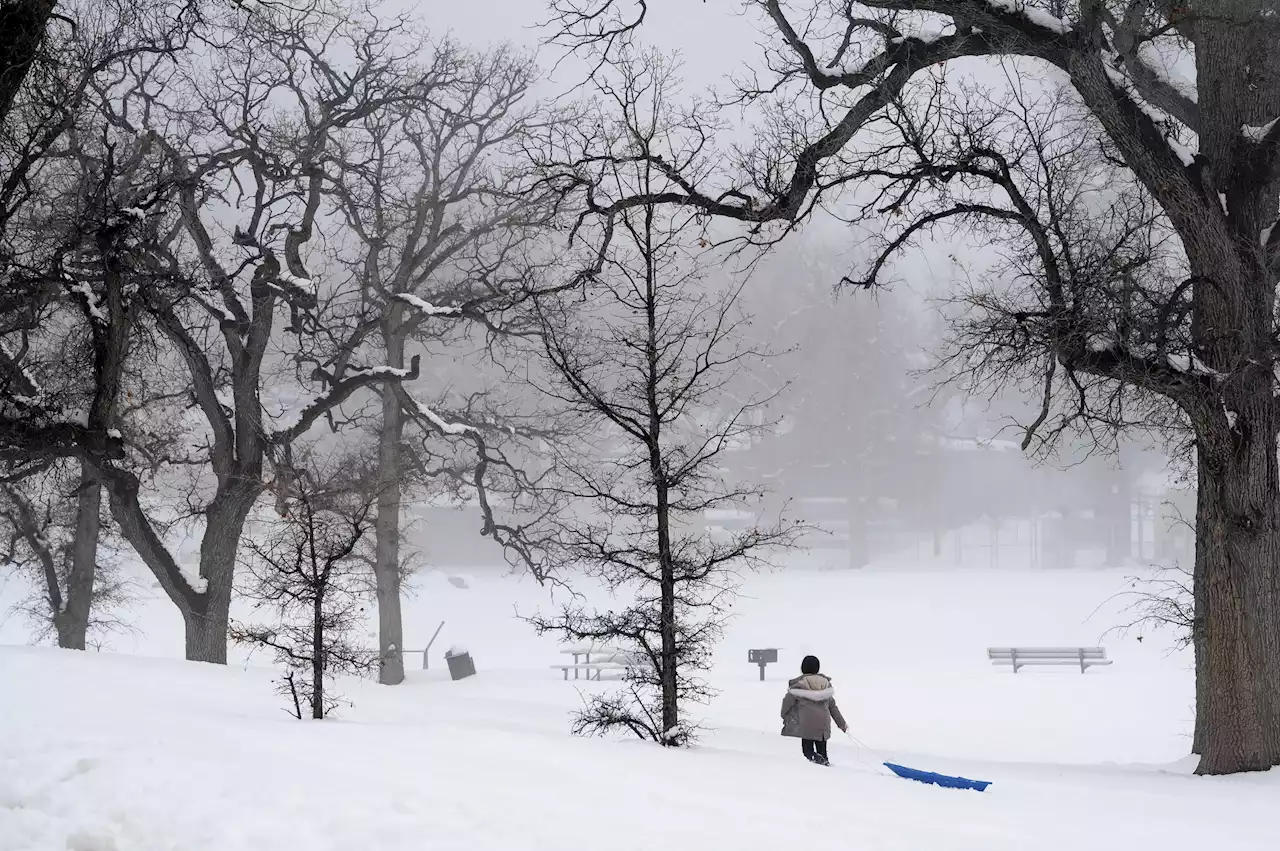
[1243, 117, 1280, 143]
[1101, 52, 1198, 167]
[68, 280, 107, 324]
[346, 365, 416, 380]
[1167, 351, 1222, 379]
[394, 293, 464, 318]
[0, 339, 42, 404]
[277, 269, 316, 298]
[178, 568, 209, 594]
[985, 0, 1072, 35]
[261, 224, 318, 304]
[271, 355, 422, 444]
[402, 393, 476, 436]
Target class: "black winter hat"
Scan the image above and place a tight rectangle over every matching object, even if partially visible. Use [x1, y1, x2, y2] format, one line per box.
[800, 655, 820, 675]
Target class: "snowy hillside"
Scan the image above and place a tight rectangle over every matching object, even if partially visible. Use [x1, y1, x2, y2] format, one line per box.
[2, 565, 1274, 850]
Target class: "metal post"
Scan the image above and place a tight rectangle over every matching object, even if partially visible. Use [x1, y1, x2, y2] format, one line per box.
[1010, 647, 1019, 674]
[758, 662, 767, 681]
[423, 620, 445, 670]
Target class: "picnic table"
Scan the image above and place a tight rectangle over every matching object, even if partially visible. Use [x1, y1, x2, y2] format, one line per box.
[557, 644, 625, 679]
[553, 644, 653, 680]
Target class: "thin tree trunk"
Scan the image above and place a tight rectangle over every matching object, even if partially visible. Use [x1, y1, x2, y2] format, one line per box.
[374, 329, 407, 685]
[655, 485, 679, 739]
[58, 460, 104, 650]
[643, 198, 679, 740]
[313, 586, 324, 719]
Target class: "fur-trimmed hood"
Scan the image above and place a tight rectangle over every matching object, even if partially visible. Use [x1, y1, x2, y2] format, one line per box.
[787, 673, 834, 701]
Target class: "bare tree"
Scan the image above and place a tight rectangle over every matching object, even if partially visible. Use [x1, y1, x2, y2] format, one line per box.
[1103, 563, 1195, 648]
[231, 455, 377, 719]
[526, 54, 799, 745]
[325, 40, 564, 684]
[57, 3, 437, 664]
[0, 2, 231, 651]
[545, 0, 1280, 776]
[0, 50, 183, 649]
[0, 469, 136, 646]
[0, 1, 204, 232]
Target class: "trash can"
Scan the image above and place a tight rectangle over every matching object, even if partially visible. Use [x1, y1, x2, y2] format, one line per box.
[444, 647, 476, 681]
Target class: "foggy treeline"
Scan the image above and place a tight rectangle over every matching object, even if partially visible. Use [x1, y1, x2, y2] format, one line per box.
[0, 0, 1276, 776]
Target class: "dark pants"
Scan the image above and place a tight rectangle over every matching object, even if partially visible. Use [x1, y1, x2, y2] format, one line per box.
[801, 739, 828, 762]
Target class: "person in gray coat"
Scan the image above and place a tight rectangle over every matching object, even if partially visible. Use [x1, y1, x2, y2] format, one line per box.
[780, 655, 847, 765]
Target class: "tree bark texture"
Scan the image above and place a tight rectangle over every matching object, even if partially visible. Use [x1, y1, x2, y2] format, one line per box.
[374, 328, 407, 686]
[59, 461, 105, 649]
[655, 481, 679, 738]
[1192, 435, 1280, 772]
[1193, 463, 1209, 756]
[184, 487, 258, 664]
[313, 585, 325, 719]
[1181, 1, 1280, 774]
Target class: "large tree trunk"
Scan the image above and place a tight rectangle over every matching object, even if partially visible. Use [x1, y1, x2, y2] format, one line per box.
[1192, 463, 1208, 756]
[184, 487, 258, 664]
[1182, 3, 1280, 775]
[183, 607, 227, 664]
[374, 330, 407, 685]
[1192, 437, 1280, 773]
[58, 461, 105, 650]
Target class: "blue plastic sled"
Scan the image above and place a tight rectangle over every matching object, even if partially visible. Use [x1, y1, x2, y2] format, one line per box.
[883, 762, 991, 792]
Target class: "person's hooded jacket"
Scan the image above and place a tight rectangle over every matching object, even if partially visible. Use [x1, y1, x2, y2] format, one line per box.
[780, 673, 847, 741]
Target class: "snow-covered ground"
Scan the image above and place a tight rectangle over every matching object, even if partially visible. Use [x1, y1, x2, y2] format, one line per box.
[2, 561, 1275, 850]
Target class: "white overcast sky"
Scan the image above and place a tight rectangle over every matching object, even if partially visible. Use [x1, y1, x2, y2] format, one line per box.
[412, 0, 760, 90]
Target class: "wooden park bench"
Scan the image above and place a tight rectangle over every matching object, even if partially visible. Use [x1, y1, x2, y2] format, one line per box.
[987, 646, 1113, 674]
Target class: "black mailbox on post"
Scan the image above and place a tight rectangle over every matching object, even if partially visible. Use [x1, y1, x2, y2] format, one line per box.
[749, 648, 779, 681]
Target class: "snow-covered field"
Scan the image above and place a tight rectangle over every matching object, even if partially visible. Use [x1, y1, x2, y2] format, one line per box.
[2, 560, 1275, 850]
